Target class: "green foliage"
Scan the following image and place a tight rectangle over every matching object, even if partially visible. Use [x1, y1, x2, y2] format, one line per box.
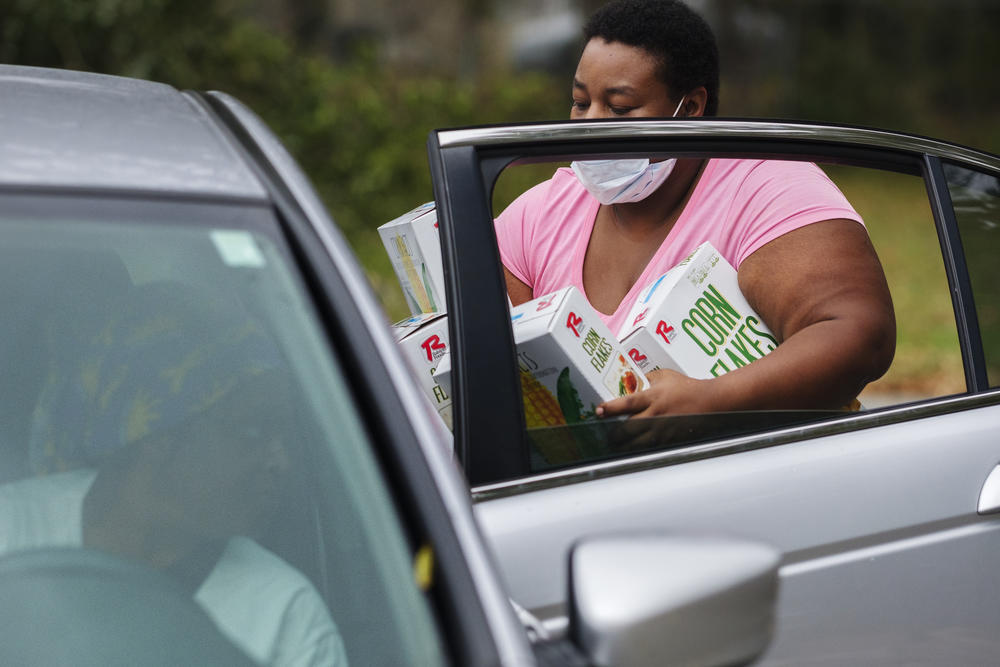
[4, 0, 998, 378]
[1, 0, 565, 318]
[716, 0, 1000, 154]
[1, 0, 233, 80]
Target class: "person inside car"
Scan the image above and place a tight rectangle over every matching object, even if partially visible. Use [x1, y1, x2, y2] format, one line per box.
[2, 282, 348, 667]
[495, 0, 895, 417]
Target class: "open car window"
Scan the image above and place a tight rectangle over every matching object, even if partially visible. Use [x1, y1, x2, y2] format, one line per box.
[0, 194, 445, 666]
[489, 156, 963, 474]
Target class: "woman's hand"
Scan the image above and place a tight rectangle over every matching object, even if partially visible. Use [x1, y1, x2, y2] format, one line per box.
[597, 369, 721, 418]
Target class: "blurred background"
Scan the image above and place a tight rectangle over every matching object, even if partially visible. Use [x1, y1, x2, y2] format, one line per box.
[3, 0, 999, 399]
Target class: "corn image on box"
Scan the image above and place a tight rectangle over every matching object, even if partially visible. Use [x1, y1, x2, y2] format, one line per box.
[618, 242, 778, 379]
[512, 286, 648, 432]
[379, 202, 446, 316]
[393, 313, 452, 429]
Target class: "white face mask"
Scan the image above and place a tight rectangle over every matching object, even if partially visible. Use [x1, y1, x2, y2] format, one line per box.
[571, 96, 686, 205]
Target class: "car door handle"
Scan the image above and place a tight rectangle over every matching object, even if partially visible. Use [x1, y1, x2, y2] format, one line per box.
[978, 464, 1000, 514]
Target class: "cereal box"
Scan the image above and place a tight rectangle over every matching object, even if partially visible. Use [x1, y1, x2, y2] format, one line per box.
[512, 286, 648, 430]
[378, 202, 445, 315]
[393, 313, 452, 429]
[618, 242, 778, 379]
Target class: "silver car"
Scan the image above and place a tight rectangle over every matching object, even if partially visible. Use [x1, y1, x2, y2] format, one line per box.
[0, 65, 781, 666]
[428, 120, 1000, 664]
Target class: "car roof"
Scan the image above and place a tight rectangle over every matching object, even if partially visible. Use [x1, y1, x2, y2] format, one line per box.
[0, 65, 267, 200]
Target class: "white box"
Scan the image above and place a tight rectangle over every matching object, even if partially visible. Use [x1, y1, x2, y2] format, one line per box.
[433, 351, 452, 398]
[618, 242, 778, 379]
[378, 202, 446, 315]
[393, 313, 452, 429]
[512, 286, 648, 430]
[390, 311, 439, 342]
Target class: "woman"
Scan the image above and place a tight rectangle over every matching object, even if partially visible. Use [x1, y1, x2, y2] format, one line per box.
[496, 0, 895, 417]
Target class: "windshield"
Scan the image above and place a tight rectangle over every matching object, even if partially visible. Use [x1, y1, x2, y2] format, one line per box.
[0, 194, 444, 665]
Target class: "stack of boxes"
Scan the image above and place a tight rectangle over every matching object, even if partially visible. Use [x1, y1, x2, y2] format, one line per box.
[378, 202, 445, 315]
[379, 203, 453, 429]
[511, 286, 647, 428]
[379, 199, 777, 437]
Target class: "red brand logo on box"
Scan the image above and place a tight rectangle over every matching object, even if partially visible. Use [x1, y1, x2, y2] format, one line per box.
[536, 296, 555, 311]
[628, 348, 647, 363]
[421, 334, 447, 362]
[566, 312, 583, 338]
[633, 308, 648, 326]
[656, 321, 676, 344]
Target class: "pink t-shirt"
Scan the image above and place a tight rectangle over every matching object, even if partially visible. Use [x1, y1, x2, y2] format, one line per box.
[495, 158, 863, 334]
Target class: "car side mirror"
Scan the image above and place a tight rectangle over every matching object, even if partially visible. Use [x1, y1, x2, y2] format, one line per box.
[568, 534, 780, 667]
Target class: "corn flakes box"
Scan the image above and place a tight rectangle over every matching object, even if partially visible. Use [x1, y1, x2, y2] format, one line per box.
[379, 202, 445, 316]
[512, 286, 648, 432]
[393, 313, 452, 429]
[618, 242, 778, 379]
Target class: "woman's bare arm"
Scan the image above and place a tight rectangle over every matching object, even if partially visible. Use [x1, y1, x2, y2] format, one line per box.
[504, 266, 533, 306]
[598, 220, 896, 417]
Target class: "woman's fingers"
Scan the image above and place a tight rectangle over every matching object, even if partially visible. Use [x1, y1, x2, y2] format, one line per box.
[597, 391, 650, 417]
[644, 368, 677, 384]
[599, 369, 712, 418]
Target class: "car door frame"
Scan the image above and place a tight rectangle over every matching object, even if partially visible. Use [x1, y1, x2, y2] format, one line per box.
[426, 117, 1000, 487]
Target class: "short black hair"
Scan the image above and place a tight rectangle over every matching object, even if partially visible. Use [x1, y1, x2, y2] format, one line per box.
[583, 0, 720, 116]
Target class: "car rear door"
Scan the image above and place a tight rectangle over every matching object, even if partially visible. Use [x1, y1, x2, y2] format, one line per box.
[428, 119, 1000, 663]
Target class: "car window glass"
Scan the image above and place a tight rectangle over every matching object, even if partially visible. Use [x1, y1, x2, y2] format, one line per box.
[492, 157, 964, 473]
[826, 164, 965, 401]
[0, 196, 445, 666]
[943, 162, 1000, 387]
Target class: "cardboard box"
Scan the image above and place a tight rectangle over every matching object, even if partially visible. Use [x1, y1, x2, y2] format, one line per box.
[512, 286, 648, 430]
[618, 242, 778, 379]
[433, 350, 452, 398]
[393, 313, 452, 429]
[378, 202, 445, 316]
